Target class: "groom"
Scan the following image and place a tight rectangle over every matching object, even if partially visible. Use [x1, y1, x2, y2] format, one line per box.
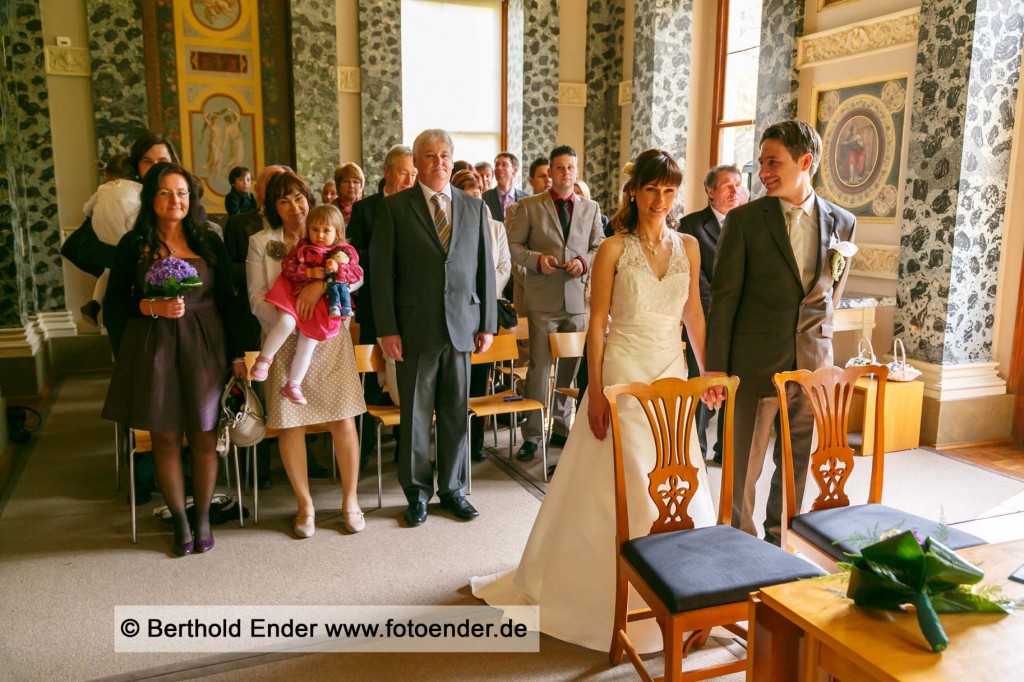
[704, 120, 857, 545]
[371, 129, 497, 527]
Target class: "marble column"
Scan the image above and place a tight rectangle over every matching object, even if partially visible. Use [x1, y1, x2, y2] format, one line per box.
[0, 0, 64, 396]
[505, 0, 525, 187]
[583, 0, 626, 212]
[521, 0, 560, 178]
[750, 0, 803, 197]
[291, 0, 340, 186]
[358, 0, 403, 192]
[1, 0, 61, 316]
[894, 0, 1023, 442]
[86, 0, 149, 163]
[630, 0, 694, 185]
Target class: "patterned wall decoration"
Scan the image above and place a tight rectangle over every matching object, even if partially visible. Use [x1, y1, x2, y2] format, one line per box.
[521, 0, 560, 175]
[173, 0, 265, 214]
[290, 0, 339, 187]
[358, 0, 403, 192]
[812, 75, 908, 223]
[583, 0, 626, 213]
[142, 0, 182, 151]
[751, 0, 803, 198]
[1, 0, 62, 317]
[894, 0, 1024, 365]
[86, 0, 149, 168]
[505, 0, 525, 189]
[630, 0, 694, 203]
[256, 0, 293, 168]
[797, 8, 920, 69]
[0, 3, 30, 326]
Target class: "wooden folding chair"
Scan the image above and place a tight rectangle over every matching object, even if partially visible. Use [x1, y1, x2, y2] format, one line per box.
[352, 343, 403, 509]
[468, 334, 549, 480]
[548, 330, 586, 414]
[774, 364, 985, 572]
[604, 376, 824, 681]
[128, 430, 244, 543]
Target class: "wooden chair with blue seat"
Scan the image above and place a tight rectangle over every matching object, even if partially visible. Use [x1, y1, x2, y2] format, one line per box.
[604, 376, 825, 682]
[773, 364, 986, 573]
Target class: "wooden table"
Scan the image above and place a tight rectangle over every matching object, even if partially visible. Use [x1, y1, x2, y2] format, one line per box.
[747, 540, 1024, 681]
[847, 376, 924, 456]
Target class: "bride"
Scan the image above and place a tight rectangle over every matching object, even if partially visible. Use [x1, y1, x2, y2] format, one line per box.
[471, 149, 717, 653]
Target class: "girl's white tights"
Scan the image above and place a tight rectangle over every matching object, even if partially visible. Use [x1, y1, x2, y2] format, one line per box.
[260, 313, 319, 384]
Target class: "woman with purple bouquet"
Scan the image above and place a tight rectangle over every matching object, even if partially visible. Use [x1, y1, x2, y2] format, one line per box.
[103, 162, 245, 557]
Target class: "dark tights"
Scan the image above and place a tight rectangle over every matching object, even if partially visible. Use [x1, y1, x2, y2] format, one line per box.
[152, 429, 218, 545]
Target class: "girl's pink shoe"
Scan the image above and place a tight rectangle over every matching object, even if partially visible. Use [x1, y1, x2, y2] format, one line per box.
[281, 381, 307, 405]
[250, 355, 272, 382]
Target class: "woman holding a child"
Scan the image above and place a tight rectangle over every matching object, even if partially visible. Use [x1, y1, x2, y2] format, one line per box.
[246, 171, 367, 538]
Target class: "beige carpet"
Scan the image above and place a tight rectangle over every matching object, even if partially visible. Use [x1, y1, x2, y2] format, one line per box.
[3, 373, 1021, 681]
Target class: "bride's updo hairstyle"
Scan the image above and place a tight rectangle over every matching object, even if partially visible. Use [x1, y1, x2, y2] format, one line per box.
[610, 148, 682, 234]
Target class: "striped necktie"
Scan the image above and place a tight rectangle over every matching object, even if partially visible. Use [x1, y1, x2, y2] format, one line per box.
[432, 193, 451, 252]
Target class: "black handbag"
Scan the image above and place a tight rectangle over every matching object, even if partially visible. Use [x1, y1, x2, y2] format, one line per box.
[60, 216, 117, 277]
[496, 297, 518, 330]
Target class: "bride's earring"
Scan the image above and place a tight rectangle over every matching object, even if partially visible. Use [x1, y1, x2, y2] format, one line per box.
[630, 195, 635, 203]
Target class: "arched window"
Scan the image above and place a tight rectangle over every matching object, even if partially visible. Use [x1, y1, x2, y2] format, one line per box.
[710, 0, 762, 173]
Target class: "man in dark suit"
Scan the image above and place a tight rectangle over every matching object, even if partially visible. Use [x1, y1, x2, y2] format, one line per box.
[705, 120, 857, 545]
[348, 145, 416, 466]
[371, 129, 497, 527]
[481, 152, 528, 223]
[678, 164, 744, 465]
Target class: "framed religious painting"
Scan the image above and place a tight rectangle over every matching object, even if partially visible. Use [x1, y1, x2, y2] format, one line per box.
[811, 74, 909, 224]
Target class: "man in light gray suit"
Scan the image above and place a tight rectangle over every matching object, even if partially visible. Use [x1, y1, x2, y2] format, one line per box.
[507, 145, 605, 461]
[704, 120, 857, 545]
[371, 129, 497, 527]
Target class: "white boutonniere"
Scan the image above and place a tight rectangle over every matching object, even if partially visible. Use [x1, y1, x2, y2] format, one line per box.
[828, 240, 858, 281]
[266, 240, 287, 261]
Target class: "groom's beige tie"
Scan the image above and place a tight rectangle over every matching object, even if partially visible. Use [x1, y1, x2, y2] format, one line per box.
[786, 207, 807, 289]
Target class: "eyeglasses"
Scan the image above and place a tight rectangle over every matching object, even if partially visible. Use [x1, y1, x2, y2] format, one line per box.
[156, 190, 190, 200]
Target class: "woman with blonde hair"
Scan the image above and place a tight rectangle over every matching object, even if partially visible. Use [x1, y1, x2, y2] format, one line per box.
[333, 162, 365, 224]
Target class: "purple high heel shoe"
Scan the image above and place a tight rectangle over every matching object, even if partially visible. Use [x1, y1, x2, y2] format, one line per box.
[173, 537, 195, 557]
[195, 532, 215, 554]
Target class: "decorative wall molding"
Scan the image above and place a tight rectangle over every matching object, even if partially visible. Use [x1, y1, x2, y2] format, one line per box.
[908, 359, 1007, 402]
[34, 311, 77, 340]
[558, 82, 587, 107]
[850, 243, 899, 280]
[617, 80, 632, 106]
[337, 65, 360, 94]
[0, 324, 42, 359]
[797, 8, 920, 69]
[44, 45, 90, 77]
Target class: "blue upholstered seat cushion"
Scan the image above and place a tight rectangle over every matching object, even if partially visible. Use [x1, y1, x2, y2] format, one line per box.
[620, 524, 825, 614]
[791, 503, 986, 561]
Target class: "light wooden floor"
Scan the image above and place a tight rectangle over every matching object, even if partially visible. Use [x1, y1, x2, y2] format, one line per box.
[936, 442, 1024, 480]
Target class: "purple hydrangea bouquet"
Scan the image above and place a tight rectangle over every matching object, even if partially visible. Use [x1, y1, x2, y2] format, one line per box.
[144, 257, 202, 298]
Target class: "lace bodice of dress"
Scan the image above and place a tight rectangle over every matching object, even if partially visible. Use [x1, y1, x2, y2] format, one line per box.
[610, 231, 690, 319]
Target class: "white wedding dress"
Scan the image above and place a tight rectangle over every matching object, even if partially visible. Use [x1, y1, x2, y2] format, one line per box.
[471, 231, 717, 653]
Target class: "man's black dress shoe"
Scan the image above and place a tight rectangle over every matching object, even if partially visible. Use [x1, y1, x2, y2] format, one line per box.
[517, 441, 537, 461]
[440, 495, 479, 521]
[548, 433, 568, 448]
[471, 450, 486, 463]
[404, 501, 428, 527]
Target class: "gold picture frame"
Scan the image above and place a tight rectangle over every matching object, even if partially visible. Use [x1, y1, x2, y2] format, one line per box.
[810, 72, 910, 224]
